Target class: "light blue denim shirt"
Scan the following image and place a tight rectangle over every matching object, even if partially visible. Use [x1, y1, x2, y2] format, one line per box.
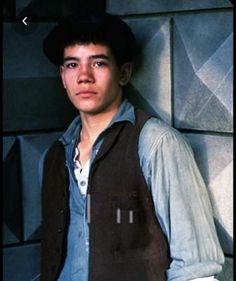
[56, 99, 224, 281]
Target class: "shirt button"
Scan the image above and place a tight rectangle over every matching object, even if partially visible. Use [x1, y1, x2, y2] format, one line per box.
[80, 180, 86, 186]
[60, 209, 65, 214]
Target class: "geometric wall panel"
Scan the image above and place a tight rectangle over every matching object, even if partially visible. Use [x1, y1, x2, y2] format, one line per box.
[3, 22, 78, 133]
[18, 132, 62, 241]
[15, 0, 106, 19]
[16, 0, 32, 15]
[125, 17, 172, 124]
[173, 11, 233, 132]
[107, 0, 233, 15]
[3, 137, 21, 245]
[3, 78, 77, 132]
[3, 22, 58, 79]
[185, 134, 233, 255]
[3, 244, 41, 281]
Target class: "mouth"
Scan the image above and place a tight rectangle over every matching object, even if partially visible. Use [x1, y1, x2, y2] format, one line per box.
[76, 91, 97, 97]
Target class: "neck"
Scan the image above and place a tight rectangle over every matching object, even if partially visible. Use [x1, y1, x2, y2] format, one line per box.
[79, 102, 122, 143]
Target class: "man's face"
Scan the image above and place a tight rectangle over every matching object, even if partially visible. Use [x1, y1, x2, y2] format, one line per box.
[60, 43, 132, 115]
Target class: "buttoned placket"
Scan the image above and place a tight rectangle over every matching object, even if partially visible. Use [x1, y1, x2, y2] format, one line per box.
[61, 137, 90, 280]
[72, 146, 90, 254]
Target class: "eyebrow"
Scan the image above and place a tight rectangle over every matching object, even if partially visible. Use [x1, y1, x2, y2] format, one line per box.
[63, 54, 110, 63]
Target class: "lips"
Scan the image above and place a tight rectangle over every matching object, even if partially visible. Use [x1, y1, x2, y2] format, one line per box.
[76, 91, 97, 97]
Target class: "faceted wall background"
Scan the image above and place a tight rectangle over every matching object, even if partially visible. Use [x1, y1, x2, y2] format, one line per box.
[3, 0, 233, 280]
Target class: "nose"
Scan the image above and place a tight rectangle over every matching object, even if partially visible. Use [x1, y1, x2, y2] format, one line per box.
[77, 64, 94, 84]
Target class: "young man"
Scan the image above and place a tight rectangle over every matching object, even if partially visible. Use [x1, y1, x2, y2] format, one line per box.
[41, 12, 224, 281]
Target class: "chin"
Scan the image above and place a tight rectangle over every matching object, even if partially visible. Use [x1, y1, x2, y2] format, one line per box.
[77, 106, 102, 115]
[74, 100, 119, 116]
[73, 101, 99, 113]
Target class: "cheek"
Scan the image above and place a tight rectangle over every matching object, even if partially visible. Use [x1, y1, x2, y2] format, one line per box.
[101, 71, 120, 90]
[62, 73, 76, 89]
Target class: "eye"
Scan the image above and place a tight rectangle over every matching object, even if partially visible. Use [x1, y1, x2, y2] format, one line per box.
[93, 61, 107, 68]
[65, 62, 78, 69]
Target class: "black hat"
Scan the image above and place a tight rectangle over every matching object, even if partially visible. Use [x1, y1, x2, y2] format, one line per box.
[43, 12, 137, 66]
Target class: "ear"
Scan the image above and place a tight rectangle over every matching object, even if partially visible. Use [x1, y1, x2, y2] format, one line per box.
[59, 66, 66, 89]
[119, 62, 133, 86]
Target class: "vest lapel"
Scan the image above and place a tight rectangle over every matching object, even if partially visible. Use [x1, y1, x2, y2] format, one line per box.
[93, 122, 128, 164]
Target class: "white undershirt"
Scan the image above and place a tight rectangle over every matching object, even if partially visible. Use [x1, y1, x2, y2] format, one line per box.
[73, 147, 90, 195]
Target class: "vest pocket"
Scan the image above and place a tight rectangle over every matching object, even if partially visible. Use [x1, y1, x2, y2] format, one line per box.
[112, 196, 150, 257]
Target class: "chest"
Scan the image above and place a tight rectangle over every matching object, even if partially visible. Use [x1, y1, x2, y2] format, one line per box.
[77, 139, 93, 168]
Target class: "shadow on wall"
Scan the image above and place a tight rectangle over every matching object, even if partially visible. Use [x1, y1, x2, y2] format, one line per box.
[214, 218, 233, 256]
[124, 83, 163, 120]
[217, 256, 233, 281]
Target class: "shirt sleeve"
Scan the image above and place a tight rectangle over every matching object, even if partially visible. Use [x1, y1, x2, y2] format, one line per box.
[190, 277, 216, 281]
[138, 118, 224, 281]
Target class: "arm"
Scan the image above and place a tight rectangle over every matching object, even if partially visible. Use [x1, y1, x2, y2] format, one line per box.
[139, 118, 224, 281]
[190, 276, 218, 281]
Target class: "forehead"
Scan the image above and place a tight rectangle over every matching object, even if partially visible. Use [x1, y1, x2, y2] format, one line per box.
[63, 43, 113, 58]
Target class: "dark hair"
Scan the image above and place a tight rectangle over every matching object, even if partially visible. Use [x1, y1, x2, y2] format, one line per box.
[43, 12, 137, 66]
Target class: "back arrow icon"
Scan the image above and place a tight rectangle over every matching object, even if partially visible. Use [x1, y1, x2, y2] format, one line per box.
[22, 17, 28, 25]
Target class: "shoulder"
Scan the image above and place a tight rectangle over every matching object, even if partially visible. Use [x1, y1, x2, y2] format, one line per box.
[141, 117, 176, 138]
[139, 117, 192, 158]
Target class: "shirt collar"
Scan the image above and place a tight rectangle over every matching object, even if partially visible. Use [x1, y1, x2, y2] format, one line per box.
[60, 98, 135, 145]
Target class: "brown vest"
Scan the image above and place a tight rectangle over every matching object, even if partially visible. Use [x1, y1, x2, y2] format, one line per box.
[41, 109, 171, 281]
